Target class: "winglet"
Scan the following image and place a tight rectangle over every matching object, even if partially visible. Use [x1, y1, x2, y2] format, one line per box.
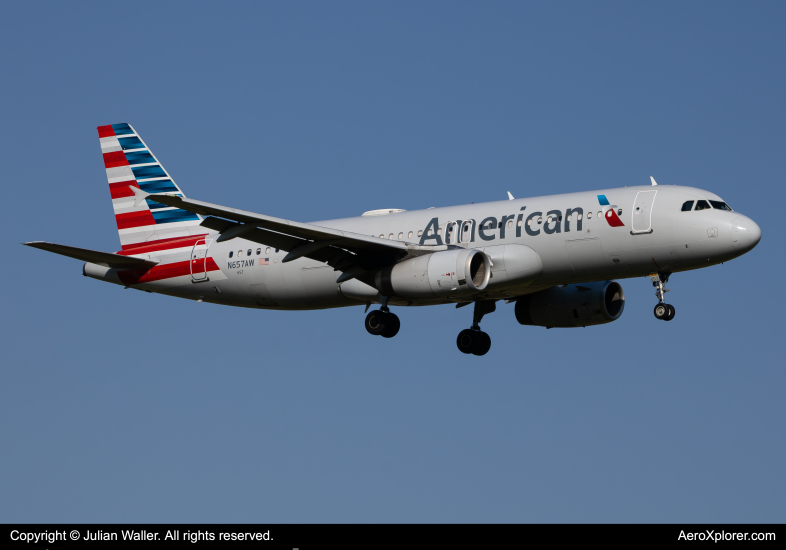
[650, 176, 658, 186]
[129, 185, 150, 207]
[507, 191, 514, 200]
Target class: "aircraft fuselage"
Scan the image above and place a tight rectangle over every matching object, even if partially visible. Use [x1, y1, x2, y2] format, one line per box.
[83, 184, 760, 310]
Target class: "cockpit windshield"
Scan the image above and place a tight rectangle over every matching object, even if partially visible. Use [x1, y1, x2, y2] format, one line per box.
[710, 200, 733, 211]
[695, 200, 711, 211]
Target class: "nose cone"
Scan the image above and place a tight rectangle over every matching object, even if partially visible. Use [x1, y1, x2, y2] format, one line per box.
[731, 216, 762, 252]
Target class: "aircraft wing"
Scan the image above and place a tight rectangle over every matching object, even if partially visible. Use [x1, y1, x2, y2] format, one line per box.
[23, 242, 159, 269]
[135, 188, 432, 281]
[141, 192, 408, 254]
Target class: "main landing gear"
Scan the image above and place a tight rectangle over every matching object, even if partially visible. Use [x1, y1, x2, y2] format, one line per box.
[650, 272, 675, 321]
[456, 300, 496, 356]
[365, 298, 400, 338]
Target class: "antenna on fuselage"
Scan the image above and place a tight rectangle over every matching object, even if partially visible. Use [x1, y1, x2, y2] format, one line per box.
[507, 191, 514, 200]
[650, 176, 658, 186]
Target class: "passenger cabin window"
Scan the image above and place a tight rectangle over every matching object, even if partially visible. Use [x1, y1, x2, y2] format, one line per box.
[695, 200, 711, 211]
[256, 248, 261, 255]
[247, 249, 252, 256]
[228, 251, 233, 258]
[710, 200, 733, 211]
[681, 200, 694, 212]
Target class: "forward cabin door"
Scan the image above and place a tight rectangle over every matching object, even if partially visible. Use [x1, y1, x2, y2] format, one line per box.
[190, 238, 212, 282]
[631, 190, 657, 233]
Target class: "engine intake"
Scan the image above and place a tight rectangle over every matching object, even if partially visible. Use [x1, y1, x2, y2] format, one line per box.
[515, 280, 625, 328]
[376, 248, 491, 298]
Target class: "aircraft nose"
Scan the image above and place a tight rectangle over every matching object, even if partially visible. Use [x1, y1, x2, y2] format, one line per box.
[730, 215, 762, 252]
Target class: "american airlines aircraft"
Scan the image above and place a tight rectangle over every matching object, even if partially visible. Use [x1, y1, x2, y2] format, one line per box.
[25, 123, 761, 355]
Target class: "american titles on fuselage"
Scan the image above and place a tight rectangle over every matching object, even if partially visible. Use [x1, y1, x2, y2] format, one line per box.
[418, 206, 623, 248]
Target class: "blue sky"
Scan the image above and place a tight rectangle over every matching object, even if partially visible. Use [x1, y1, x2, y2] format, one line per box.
[1, 1, 784, 522]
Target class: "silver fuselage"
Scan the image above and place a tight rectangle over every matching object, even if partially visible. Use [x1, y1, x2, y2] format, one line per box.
[85, 185, 761, 309]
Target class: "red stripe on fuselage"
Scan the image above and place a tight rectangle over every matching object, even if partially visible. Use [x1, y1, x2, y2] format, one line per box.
[109, 180, 140, 199]
[117, 234, 209, 255]
[103, 150, 129, 168]
[116, 210, 155, 230]
[97, 125, 115, 138]
[117, 258, 220, 285]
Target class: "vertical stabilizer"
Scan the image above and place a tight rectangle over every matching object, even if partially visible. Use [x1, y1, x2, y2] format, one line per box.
[97, 123, 207, 252]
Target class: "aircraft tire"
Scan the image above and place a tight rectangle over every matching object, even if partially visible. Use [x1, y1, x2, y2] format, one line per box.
[473, 331, 491, 356]
[381, 313, 400, 338]
[654, 303, 669, 320]
[456, 329, 476, 354]
[365, 310, 388, 336]
[664, 304, 676, 321]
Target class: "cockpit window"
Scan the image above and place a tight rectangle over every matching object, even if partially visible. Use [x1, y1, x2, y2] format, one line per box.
[681, 200, 694, 212]
[710, 200, 733, 211]
[695, 200, 711, 211]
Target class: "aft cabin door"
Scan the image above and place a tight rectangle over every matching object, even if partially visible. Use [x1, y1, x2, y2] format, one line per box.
[631, 191, 657, 233]
[190, 238, 212, 282]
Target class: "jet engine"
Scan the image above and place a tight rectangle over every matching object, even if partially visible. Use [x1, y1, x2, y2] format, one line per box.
[514, 280, 625, 328]
[375, 248, 491, 299]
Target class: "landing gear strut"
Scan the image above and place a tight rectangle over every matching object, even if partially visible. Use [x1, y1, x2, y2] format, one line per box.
[457, 300, 495, 356]
[650, 272, 675, 321]
[365, 297, 400, 338]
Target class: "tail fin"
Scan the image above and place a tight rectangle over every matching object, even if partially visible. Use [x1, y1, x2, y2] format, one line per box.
[97, 123, 207, 252]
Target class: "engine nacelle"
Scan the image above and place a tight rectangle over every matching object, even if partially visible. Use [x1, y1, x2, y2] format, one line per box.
[515, 280, 625, 328]
[376, 248, 491, 299]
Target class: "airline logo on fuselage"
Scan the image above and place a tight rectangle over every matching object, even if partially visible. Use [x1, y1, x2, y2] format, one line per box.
[597, 194, 625, 227]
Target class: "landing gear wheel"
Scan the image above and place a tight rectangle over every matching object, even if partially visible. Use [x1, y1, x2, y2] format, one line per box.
[664, 304, 675, 321]
[473, 331, 491, 356]
[381, 313, 400, 338]
[365, 310, 388, 336]
[456, 329, 491, 355]
[654, 303, 669, 320]
[456, 329, 476, 354]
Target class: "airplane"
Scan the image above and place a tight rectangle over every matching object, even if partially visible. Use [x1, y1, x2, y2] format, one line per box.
[24, 123, 761, 356]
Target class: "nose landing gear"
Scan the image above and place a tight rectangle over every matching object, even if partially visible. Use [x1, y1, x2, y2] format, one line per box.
[650, 272, 675, 321]
[364, 297, 400, 338]
[456, 300, 496, 355]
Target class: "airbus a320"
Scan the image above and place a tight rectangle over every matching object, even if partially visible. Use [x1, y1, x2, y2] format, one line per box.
[25, 124, 761, 355]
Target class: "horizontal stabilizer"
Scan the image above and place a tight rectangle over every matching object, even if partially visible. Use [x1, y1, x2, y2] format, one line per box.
[23, 241, 159, 269]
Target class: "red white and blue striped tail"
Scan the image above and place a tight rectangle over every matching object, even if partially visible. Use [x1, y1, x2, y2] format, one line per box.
[98, 123, 207, 252]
